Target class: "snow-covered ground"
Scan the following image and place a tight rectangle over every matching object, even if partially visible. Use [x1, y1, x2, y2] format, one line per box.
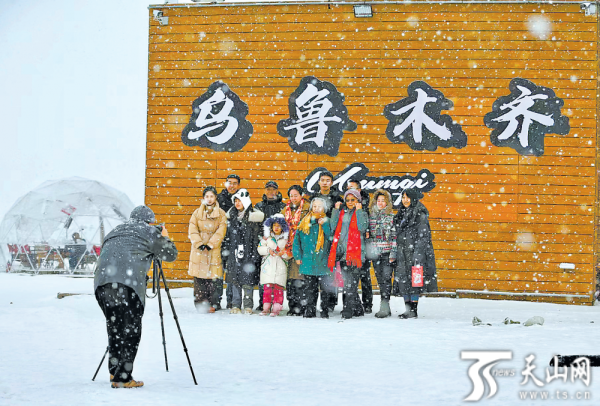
[1, 273, 598, 405]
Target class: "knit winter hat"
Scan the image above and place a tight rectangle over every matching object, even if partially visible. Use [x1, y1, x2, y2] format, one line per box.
[130, 205, 156, 224]
[344, 189, 361, 202]
[203, 186, 218, 197]
[232, 188, 252, 210]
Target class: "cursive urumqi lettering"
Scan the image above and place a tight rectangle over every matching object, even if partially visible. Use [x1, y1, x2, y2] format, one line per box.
[303, 163, 436, 208]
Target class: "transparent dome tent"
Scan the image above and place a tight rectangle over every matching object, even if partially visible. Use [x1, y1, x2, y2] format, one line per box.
[1, 177, 135, 273]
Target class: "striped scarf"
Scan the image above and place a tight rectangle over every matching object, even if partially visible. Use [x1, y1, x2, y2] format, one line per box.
[284, 199, 305, 254]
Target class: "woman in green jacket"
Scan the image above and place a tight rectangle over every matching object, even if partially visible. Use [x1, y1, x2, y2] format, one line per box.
[292, 197, 332, 318]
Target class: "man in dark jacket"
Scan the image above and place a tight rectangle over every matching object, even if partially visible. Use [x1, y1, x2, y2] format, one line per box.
[254, 180, 286, 309]
[94, 205, 178, 388]
[217, 174, 241, 214]
[346, 178, 373, 314]
[255, 180, 286, 218]
[310, 171, 343, 218]
[310, 171, 343, 315]
[216, 174, 241, 309]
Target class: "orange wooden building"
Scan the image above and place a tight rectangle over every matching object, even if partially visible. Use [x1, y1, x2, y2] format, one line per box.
[145, 0, 599, 305]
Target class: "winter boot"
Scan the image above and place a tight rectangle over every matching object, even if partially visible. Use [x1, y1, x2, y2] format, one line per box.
[410, 301, 418, 318]
[353, 303, 365, 317]
[111, 379, 144, 388]
[244, 308, 253, 315]
[397, 302, 412, 319]
[375, 299, 391, 318]
[208, 306, 216, 313]
[260, 303, 272, 316]
[194, 300, 210, 313]
[398, 302, 418, 319]
[341, 310, 353, 319]
[270, 303, 283, 317]
[230, 307, 241, 314]
[320, 308, 329, 319]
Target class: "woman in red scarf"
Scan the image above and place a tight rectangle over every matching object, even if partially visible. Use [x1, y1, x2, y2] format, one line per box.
[281, 185, 311, 316]
[329, 189, 368, 319]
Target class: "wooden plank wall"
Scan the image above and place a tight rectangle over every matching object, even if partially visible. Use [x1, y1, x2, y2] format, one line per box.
[146, 1, 598, 304]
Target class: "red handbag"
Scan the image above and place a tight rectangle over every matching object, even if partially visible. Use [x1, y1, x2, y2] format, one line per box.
[412, 265, 424, 287]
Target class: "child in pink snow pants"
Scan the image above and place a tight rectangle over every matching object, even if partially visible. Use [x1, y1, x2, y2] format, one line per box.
[257, 214, 290, 317]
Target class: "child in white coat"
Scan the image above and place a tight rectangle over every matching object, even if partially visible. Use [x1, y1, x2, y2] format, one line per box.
[257, 214, 290, 316]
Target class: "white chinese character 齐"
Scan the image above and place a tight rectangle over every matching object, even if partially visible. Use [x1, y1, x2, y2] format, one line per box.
[492, 85, 554, 148]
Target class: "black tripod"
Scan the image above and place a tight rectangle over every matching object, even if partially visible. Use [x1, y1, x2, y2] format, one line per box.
[93, 259, 197, 385]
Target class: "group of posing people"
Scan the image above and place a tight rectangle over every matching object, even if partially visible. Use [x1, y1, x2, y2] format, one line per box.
[91, 171, 437, 388]
[188, 171, 437, 319]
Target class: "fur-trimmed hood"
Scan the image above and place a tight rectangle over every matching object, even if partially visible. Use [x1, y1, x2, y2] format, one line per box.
[369, 189, 393, 215]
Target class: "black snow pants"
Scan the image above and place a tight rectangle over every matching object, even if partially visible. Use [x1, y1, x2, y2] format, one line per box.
[286, 278, 306, 315]
[193, 277, 216, 306]
[358, 259, 373, 310]
[95, 283, 144, 383]
[373, 253, 393, 301]
[340, 262, 363, 318]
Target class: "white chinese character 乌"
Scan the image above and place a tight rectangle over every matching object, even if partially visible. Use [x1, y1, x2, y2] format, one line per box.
[187, 89, 239, 144]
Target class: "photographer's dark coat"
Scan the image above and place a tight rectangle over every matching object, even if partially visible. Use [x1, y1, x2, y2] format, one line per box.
[392, 201, 438, 296]
[223, 206, 264, 286]
[93, 221, 178, 307]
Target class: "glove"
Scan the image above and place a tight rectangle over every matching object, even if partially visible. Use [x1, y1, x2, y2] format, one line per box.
[199, 244, 212, 251]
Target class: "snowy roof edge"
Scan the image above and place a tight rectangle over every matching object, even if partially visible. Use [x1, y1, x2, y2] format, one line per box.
[149, 0, 590, 9]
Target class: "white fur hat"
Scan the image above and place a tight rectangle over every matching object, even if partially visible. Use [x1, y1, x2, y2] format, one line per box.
[232, 188, 252, 210]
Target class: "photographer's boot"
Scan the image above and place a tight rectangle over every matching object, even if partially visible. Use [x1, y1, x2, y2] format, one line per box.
[270, 303, 283, 317]
[260, 303, 271, 316]
[111, 379, 144, 388]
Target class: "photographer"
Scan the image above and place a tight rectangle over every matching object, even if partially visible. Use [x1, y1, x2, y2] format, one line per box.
[94, 205, 178, 388]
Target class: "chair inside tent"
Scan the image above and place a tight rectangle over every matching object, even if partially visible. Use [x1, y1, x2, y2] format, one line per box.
[0, 177, 134, 274]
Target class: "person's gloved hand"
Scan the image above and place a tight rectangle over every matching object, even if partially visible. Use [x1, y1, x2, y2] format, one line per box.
[199, 244, 212, 251]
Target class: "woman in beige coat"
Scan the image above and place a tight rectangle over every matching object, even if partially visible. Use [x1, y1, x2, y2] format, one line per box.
[188, 186, 227, 312]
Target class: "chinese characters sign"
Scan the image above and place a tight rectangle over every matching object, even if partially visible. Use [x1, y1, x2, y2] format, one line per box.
[180, 77, 571, 157]
[384, 81, 468, 151]
[181, 81, 253, 152]
[277, 76, 357, 157]
[484, 78, 570, 156]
